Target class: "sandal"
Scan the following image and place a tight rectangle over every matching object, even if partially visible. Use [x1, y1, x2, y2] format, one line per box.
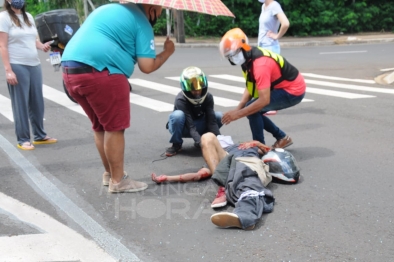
[33, 136, 57, 145]
[17, 142, 35, 150]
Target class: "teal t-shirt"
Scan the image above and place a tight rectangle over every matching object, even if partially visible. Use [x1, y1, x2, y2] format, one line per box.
[62, 3, 156, 77]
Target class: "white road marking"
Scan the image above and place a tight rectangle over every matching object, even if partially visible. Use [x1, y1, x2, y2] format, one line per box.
[130, 92, 173, 112]
[0, 94, 14, 122]
[170, 76, 314, 102]
[301, 98, 314, 102]
[305, 79, 394, 94]
[380, 68, 394, 72]
[0, 192, 115, 262]
[0, 73, 385, 122]
[0, 133, 141, 262]
[129, 78, 239, 107]
[210, 74, 322, 103]
[210, 74, 244, 82]
[166, 76, 245, 94]
[302, 73, 376, 84]
[319, 51, 367, 55]
[43, 85, 86, 116]
[307, 87, 375, 99]
[210, 74, 394, 95]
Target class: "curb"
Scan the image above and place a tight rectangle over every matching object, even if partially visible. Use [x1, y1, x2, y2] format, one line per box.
[155, 38, 394, 48]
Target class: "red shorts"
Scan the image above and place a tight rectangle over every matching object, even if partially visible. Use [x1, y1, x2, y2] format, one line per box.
[63, 69, 130, 132]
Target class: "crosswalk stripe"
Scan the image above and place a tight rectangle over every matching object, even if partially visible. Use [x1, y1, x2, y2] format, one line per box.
[210, 74, 387, 97]
[0, 94, 14, 122]
[0, 72, 384, 123]
[129, 79, 239, 107]
[302, 73, 376, 84]
[304, 79, 394, 94]
[380, 68, 394, 72]
[300, 98, 314, 102]
[168, 76, 314, 103]
[42, 85, 86, 116]
[210, 74, 244, 82]
[44, 84, 173, 113]
[129, 93, 173, 112]
[208, 75, 315, 102]
[166, 77, 245, 94]
[307, 87, 375, 99]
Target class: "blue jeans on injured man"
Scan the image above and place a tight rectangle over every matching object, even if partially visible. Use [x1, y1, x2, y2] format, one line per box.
[246, 89, 305, 144]
[168, 110, 223, 145]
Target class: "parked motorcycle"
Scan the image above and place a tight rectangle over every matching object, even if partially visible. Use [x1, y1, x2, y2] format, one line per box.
[35, 9, 132, 104]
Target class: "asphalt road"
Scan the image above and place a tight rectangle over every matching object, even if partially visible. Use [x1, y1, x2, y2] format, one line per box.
[1, 42, 394, 262]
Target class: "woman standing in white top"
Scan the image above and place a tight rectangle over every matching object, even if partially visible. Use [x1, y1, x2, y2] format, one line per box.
[257, 0, 290, 54]
[0, 0, 57, 150]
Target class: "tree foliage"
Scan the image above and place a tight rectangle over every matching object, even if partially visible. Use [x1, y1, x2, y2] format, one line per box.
[25, 0, 394, 37]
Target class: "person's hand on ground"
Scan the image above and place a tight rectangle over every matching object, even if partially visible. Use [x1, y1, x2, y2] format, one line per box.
[238, 141, 259, 150]
[151, 173, 167, 183]
[238, 141, 271, 154]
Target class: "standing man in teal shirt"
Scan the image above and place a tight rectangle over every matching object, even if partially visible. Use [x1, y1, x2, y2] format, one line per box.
[62, 2, 175, 193]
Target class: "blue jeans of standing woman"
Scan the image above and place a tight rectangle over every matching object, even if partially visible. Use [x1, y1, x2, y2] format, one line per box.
[246, 89, 305, 144]
[168, 110, 223, 145]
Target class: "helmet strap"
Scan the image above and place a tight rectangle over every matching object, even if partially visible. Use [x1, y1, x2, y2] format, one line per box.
[228, 58, 236, 66]
[241, 48, 253, 70]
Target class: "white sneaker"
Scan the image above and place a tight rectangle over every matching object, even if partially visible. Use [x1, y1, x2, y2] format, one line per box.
[109, 174, 148, 193]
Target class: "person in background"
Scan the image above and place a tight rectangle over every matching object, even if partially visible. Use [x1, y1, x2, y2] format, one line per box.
[219, 28, 306, 149]
[257, 0, 290, 115]
[165, 66, 222, 156]
[257, 0, 289, 54]
[0, 0, 57, 150]
[61, 2, 175, 193]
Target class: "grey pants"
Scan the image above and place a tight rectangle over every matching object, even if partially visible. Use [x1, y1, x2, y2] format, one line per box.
[7, 64, 47, 145]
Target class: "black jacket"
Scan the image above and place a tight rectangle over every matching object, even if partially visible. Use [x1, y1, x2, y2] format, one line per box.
[172, 91, 220, 143]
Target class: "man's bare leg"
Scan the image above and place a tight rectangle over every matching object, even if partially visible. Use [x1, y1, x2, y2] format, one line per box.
[95, 130, 148, 193]
[201, 133, 228, 173]
[94, 131, 110, 173]
[151, 167, 211, 184]
[104, 130, 125, 183]
[200, 132, 228, 208]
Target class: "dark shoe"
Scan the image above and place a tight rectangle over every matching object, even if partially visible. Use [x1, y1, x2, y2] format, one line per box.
[272, 135, 293, 149]
[210, 212, 255, 230]
[211, 186, 227, 208]
[165, 143, 182, 157]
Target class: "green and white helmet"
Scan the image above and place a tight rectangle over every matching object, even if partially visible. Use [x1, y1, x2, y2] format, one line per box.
[180, 66, 208, 105]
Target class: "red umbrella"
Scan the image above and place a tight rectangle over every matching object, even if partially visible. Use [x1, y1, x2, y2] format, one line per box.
[116, 0, 235, 18]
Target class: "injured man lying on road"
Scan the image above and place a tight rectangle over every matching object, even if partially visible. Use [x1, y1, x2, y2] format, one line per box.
[152, 133, 279, 230]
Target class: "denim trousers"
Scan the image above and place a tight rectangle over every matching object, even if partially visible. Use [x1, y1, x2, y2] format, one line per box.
[246, 89, 305, 144]
[168, 110, 223, 144]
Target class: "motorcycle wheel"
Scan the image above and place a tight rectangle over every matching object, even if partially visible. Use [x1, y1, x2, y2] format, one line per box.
[63, 80, 78, 103]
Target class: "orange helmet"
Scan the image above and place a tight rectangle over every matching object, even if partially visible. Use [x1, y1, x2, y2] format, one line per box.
[219, 28, 251, 58]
